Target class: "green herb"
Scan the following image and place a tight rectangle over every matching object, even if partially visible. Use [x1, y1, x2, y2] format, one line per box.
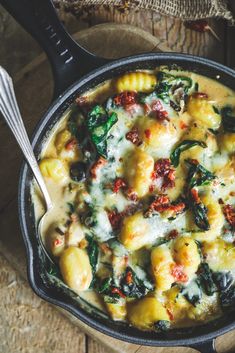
[213, 272, 233, 292]
[170, 140, 207, 167]
[97, 277, 112, 294]
[86, 235, 99, 282]
[220, 285, 235, 309]
[198, 263, 217, 296]
[155, 71, 193, 104]
[181, 279, 202, 306]
[154, 320, 170, 332]
[86, 105, 118, 158]
[186, 159, 216, 188]
[120, 267, 154, 299]
[192, 200, 210, 231]
[221, 105, 235, 132]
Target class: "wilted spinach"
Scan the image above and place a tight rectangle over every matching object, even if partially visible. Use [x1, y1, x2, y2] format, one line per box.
[86, 235, 99, 282]
[155, 71, 193, 109]
[186, 159, 216, 189]
[86, 105, 118, 158]
[154, 320, 170, 332]
[221, 105, 235, 132]
[170, 140, 207, 167]
[191, 199, 210, 231]
[181, 279, 202, 306]
[120, 266, 154, 299]
[198, 263, 217, 296]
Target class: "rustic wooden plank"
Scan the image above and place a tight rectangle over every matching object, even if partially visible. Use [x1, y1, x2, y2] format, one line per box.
[87, 336, 109, 353]
[0, 251, 86, 353]
[226, 1, 235, 69]
[152, 14, 226, 63]
[90, 7, 153, 35]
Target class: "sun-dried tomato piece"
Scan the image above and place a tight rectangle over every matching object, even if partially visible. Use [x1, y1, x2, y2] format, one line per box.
[153, 158, 176, 190]
[65, 138, 77, 150]
[111, 287, 126, 298]
[90, 157, 107, 178]
[144, 103, 152, 114]
[191, 188, 201, 204]
[125, 127, 142, 145]
[126, 188, 138, 202]
[114, 91, 137, 108]
[145, 195, 185, 218]
[223, 204, 235, 229]
[168, 229, 179, 239]
[171, 264, 188, 283]
[113, 178, 126, 193]
[179, 120, 188, 130]
[144, 129, 151, 138]
[152, 100, 169, 121]
[125, 270, 133, 285]
[108, 210, 123, 230]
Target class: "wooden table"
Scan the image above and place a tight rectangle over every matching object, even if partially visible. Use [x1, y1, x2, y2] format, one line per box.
[0, 4, 235, 353]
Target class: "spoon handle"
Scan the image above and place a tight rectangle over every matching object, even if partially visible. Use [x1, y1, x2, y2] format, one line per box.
[0, 66, 52, 210]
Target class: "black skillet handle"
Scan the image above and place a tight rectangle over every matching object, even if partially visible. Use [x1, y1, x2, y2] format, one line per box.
[0, 0, 110, 99]
[188, 338, 216, 353]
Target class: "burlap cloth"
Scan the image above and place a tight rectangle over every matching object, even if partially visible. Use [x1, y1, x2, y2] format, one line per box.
[54, 0, 234, 22]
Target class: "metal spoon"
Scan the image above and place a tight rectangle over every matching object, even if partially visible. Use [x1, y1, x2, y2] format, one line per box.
[0, 66, 54, 263]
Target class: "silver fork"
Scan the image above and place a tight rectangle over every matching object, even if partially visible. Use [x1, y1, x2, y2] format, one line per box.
[0, 66, 54, 262]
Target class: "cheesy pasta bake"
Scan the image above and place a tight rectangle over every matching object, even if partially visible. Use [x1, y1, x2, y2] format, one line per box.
[34, 67, 235, 332]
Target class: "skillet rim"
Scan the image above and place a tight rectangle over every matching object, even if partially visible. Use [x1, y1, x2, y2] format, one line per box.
[18, 52, 235, 347]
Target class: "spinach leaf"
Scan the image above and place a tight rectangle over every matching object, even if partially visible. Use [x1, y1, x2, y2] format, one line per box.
[87, 105, 118, 158]
[156, 71, 193, 106]
[181, 279, 202, 306]
[170, 140, 207, 167]
[220, 285, 235, 308]
[186, 159, 216, 188]
[221, 105, 235, 132]
[154, 320, 170, 332]
[198, 263, 217, 296]
[121, 266, 154, 299]
[213, 271, 234, 292]
[191, 200, 210, 231]
[96, 277, 122, 304]
[86, 235, 99, 281]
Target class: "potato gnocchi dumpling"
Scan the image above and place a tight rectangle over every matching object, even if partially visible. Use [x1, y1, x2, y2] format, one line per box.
[151, 245, 175, 291]
[116, 72, 157, 93]
[172, 236, 200, 277]
[33, 67, 235, 332]
[59, 247, 92, 293]
[187, 96, 221, 129]
[125, 149, 154, 198]
[119, 212, 150, 251]
[127, 297, 169, 330]
[202, 239, 235, 271]
[39, 158, 68, 183]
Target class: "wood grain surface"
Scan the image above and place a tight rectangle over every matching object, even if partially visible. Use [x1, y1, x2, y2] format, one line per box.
[0, 4, 235, 353]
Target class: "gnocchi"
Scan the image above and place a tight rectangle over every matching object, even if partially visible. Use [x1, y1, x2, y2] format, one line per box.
[116, 72, 157, 93]
[187, 96, 221, 129]
[125, 149, 154, 198]
[119, 212, 150, 251]
[151, 245, 175, 291]
[127, 297, 169, 330]
[59, 247, 92, 293]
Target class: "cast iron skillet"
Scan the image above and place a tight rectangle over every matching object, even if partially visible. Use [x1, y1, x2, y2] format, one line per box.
[1, 0, 235, 352]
